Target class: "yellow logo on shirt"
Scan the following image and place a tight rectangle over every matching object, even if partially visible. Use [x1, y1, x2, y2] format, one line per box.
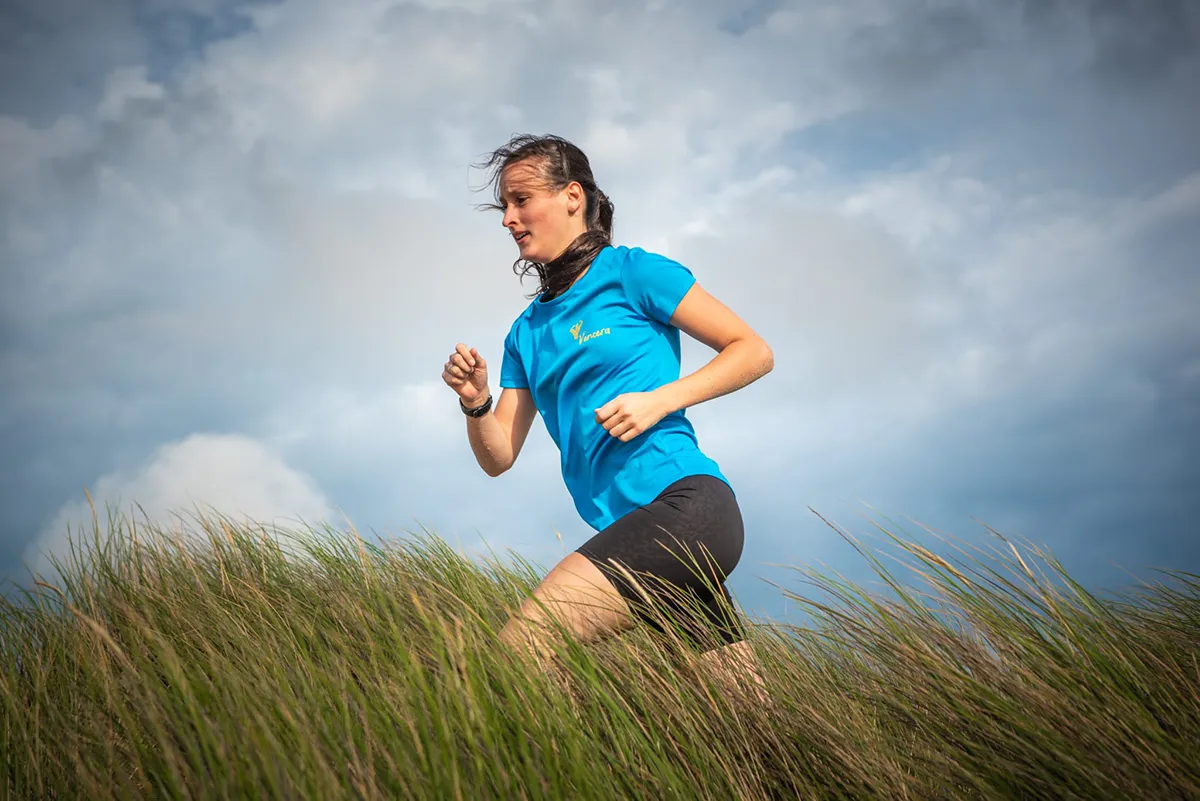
[570, 319, 610, 344]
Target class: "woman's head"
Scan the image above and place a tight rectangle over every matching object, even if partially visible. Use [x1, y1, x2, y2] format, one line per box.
[476, 134, 614, 301]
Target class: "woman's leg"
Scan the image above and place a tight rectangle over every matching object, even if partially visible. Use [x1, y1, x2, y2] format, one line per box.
[695, 640, 769, 705]
[575, 475, 770, 700]
[498, 475, 769, 705]
[498, 551, 636, 673]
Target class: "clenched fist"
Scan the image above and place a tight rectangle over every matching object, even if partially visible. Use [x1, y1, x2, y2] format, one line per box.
[594, 391, 669, 443]
[442, 343, 490, 407]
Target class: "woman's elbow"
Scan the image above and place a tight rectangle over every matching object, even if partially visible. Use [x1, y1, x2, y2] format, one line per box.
[757, 336, 774, 374]
[482, 452, 517, 477]
[483, 460, 511, 478]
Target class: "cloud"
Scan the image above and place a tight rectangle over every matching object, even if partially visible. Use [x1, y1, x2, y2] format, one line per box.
[0, 0, 146, 122]
[1024, 0, 1200, 88]
[662, 120, 1200, 601]
[843, 3, 992, 90]
[1, 0, 1197, 615]
[22, 434, 335, 583]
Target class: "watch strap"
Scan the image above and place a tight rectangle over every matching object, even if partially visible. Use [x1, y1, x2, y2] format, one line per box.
[460, 394, 493, 417]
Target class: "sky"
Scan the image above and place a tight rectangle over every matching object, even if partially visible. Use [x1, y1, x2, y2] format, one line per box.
[2, 0, 1198, 627]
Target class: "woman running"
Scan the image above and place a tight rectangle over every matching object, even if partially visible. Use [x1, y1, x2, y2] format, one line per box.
[442, 133, 774, 695]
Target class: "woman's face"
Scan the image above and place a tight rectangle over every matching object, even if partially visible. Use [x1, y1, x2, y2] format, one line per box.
[499, 159, 583, 263]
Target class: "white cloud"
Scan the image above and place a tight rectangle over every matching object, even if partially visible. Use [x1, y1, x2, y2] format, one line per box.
[261, 380, 465, 460]
[677, 198, 942, 391]
[839, 155, 998, 248]
[24, 434, 336, 582]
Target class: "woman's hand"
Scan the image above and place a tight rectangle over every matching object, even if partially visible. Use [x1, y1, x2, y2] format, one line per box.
[594, 392, 669, 442]
[443, 343, 490, 407]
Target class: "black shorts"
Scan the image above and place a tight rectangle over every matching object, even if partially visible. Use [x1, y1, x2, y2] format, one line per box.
[576, 474, 747, 650]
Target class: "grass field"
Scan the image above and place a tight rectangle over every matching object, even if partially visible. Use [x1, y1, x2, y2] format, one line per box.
[2, 504, 1197, 799]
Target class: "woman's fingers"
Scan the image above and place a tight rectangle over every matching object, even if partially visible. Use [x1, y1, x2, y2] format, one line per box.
[455, 343, 476, 369]
[443, 344, 486, 393]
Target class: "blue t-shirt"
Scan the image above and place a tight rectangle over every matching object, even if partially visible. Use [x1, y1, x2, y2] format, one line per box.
[499, 244, 730, 531]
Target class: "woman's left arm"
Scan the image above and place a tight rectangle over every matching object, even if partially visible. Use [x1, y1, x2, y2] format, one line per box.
[595, 283, 773, 442]
[654, 283, 774, 414]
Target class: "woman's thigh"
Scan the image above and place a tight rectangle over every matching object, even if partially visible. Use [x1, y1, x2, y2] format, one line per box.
[500, 551, 636, 655]
[576, 474, 746, 646]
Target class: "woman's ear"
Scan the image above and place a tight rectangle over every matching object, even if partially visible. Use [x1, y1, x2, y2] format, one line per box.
[565, 181, 585, 216]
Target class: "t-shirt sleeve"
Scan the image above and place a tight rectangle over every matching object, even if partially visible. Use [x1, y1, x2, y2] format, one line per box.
[498, 323, 529, 389]
[620, 247, 697, 326]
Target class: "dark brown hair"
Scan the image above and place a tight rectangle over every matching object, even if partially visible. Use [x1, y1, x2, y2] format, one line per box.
[474, 134, 614, 302]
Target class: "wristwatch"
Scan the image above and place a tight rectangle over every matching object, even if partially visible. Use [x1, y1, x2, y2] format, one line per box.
[460, 393, 493, 417]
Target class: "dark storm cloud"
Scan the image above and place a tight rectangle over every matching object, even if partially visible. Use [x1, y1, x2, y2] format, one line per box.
[0, 0, 144, 122]
[0, 0, 270, 123]
[839, 0, 1199, 94]
[809, 0, 1200, 196]
[842, 4, 992, 90]
[1022, 0, 1200, 88]
[903, 362, 1200, 590]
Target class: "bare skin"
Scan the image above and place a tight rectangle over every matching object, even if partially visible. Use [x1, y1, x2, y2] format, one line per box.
[443, 155, 773, 706]
[495, 551, 769, 705]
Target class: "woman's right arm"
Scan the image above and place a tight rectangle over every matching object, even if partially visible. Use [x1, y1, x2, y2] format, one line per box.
[464, 387, 538, 477]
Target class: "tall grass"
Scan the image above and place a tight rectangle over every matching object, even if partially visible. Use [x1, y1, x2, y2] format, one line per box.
[2, 503, 1197, 799]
